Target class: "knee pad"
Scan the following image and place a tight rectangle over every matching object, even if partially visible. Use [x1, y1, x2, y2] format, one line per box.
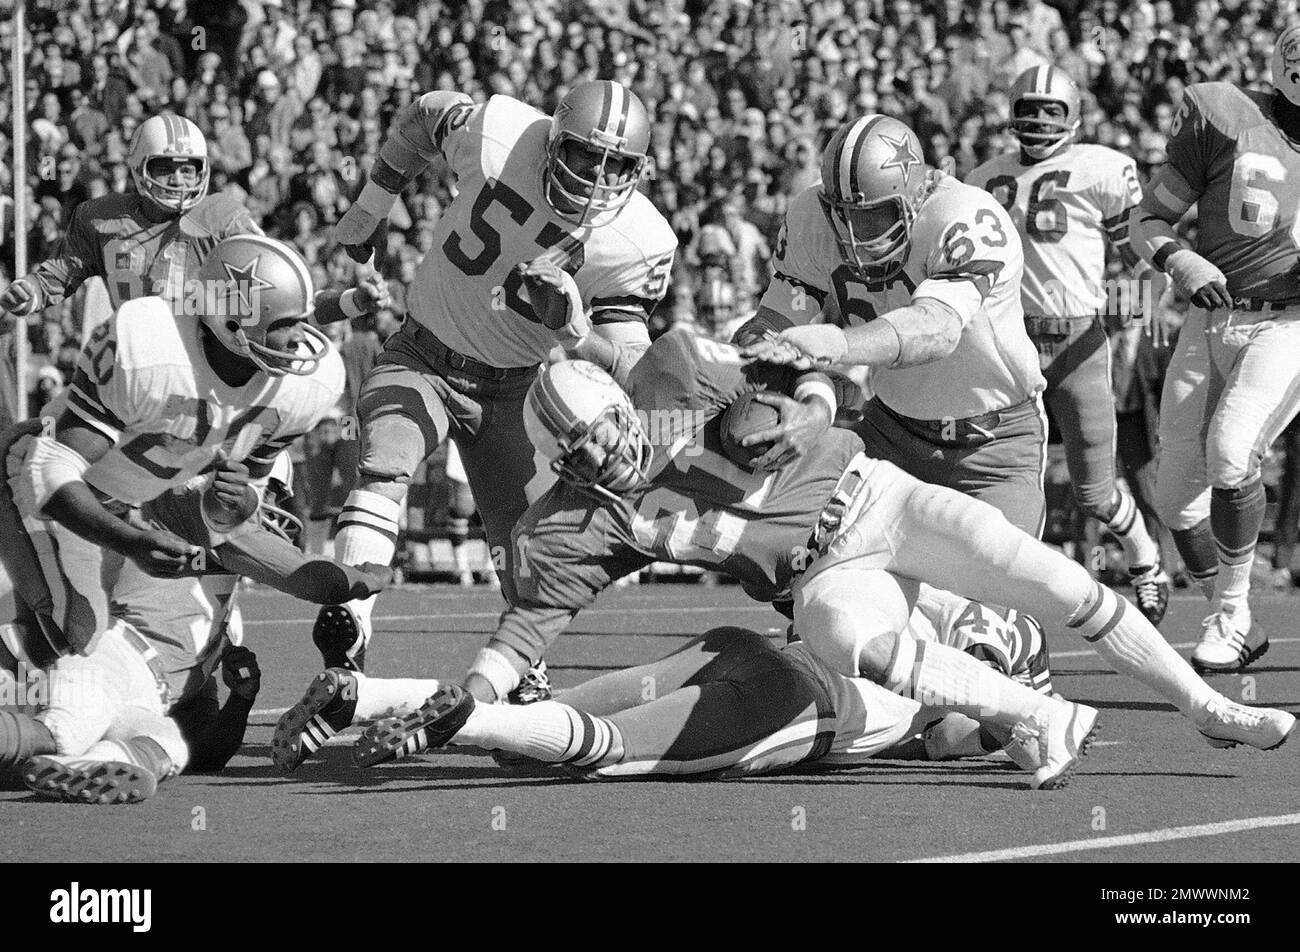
[358, 415, 429, 485]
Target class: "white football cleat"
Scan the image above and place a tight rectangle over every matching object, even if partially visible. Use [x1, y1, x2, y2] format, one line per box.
[1192, 613, 1268, 673]
[1193, 696, 1294, 751]
[1006, 701, 1100, 790]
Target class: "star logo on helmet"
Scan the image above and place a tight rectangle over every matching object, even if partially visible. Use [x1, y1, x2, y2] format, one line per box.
[222, 257, 275, 321]
[878, 133, 921, 182]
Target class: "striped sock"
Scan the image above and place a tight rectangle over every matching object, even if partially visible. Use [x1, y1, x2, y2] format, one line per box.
[1103, 489, 1159, 569]
[1066, 582, 1213, 715]
[882, 636, 1047, 730]
[1211, 482, 1267, 621]
[456, 701, 625, 768]
[335, 490, 401, 632]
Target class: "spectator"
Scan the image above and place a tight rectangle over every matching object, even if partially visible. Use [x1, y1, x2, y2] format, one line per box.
[206, 103, 253, 178]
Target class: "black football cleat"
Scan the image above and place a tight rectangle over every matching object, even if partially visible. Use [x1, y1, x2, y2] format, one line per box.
[1129, 565, 1171, 627]
[354, 685, 475, 767]
[273, 668, 360, 772]
[313, 605, 368, 672]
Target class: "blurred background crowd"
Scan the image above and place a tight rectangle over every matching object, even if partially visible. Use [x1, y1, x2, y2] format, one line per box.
[3, 0, 1300, 585]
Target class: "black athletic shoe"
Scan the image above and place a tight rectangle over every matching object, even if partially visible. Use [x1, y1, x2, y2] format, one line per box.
[354, 685, 475, 767]
[313, 605, 368, 672]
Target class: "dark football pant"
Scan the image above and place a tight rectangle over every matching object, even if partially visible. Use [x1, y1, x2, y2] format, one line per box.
[854, 395, 1048, 538]
[353, 323, 550, 575]
[558, 627, 835, 778]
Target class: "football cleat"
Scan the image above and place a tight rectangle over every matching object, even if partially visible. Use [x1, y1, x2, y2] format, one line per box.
[23, 755, 158, 805]
[1193, 696, 1294, 751]
[272, 668, 359, 772]
[1191, 613, 1268, 673]
[312, 604, 369, 672]
[1005, 701, 1100, 791]
[507, 660, 553, 705]
[354, 685, 475, 768]
[1129, 565, 1171, 627]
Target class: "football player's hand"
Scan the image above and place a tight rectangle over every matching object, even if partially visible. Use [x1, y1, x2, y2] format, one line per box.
[353, 273, 392, 313]
[125, 527, 200, 578]
[356, 561, 395, 595]
[1189, 280, 1233, 311]
[0, 277, 42, 317]
[1164, 249, 1231, 310]
[741, 324, 849, 371]
[336, 205, 389, 267]
[221, 645, 262, 700]
[740, 391, 833, 471]
[518, 254, 591, 343]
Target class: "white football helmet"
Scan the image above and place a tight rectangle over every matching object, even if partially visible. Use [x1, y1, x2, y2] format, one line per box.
[128, 113, 210, 213]
[197, 234, 330, 376]
[1273, 25, 1300, 107]
[523, 360, 652, 501]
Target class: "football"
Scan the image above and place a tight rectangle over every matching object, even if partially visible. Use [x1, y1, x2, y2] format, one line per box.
[719, 391, 781, 468]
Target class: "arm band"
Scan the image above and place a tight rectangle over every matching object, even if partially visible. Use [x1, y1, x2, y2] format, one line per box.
[469, 646, 523, 701]
[793, 379, 837, 418]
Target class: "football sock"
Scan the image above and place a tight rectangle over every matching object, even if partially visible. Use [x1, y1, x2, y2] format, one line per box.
[1066, 581, 1214, 715]
[1211, 481, 1267, 623]
[880, 636, 1050, 730]
[1103, 489, 1160, 570]
[1171, 520, 1219, 600]
[334, 490, 401, 633]
[0, 710, 56, 769]
[354, 673, 442, 721]
[455, 700, 625, 768]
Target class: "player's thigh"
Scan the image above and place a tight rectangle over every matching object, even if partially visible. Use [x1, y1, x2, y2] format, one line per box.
[456, 377, 548, 556]
[594, 639, 828, 778]
[1043, 323, 1118, 513]
[354, 362, 454, 486]
[953, 406, 1048, 537]
[1206, 318, 1300, 488]
[560, 627, 774, 716]
[794, 561, 917, 678]
[1155, 309, 1213, 522]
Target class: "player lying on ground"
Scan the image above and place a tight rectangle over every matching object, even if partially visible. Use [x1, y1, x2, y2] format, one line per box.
[357, 342, 1289, 789]
[967, 65, 1171, 623]
[0, 464, 393, 804]
[352, 608, 1054, 781]
[1128, 26, 1300, 672]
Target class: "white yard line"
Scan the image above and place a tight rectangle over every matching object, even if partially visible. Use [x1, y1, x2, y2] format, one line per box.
[242, 604, 781, 627]
[906, 812, 1300, 863]
[1053, 635, 1300, 660]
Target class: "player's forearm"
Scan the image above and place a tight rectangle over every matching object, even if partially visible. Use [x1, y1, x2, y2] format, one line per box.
[184, 693, 254, 772]
[44, 482, 143, 553]
[731, 306, 796, 349]
[570, 333, 649, 389]
[875, 298, 963, 367]
[215, 531, 386, 603]
[312, 287, 373, 326]
[1128, 203, 1189, 269]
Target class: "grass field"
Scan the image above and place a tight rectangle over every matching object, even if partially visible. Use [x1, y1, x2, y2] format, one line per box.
[3, 583, 1299, 864]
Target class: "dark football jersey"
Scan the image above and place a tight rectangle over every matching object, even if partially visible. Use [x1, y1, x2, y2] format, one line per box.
[29, 192, 261, 312]
[493, 329, 864, 663]
[1165, 82, 1300, 299]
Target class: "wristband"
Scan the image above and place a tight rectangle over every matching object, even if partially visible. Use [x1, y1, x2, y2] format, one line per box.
[340, 288, 366, 319]
[793, 379, 837, 418]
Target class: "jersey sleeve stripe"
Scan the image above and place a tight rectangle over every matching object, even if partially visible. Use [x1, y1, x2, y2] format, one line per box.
[64, 386, 125, 437]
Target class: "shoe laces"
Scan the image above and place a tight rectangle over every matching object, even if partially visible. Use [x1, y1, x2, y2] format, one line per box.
[1205, 695, 1266, 729]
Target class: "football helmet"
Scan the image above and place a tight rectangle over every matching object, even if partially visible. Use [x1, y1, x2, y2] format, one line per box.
[819, 115, 929, 282]
[1009, 66, 1082, 160]
[1273, 25, 1300, 107]
[544, 80, 650, 227]
[197, 235, 330, 376]
[128, 113, 210, 213]
[523, 360, 652, 501]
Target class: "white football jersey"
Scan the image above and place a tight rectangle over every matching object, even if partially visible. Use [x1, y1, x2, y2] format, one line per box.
[42, 296, 343, 507]
[761, 176, 1044, 420]
[405, 94, 678, 367]
[967, 143, 1142, 317]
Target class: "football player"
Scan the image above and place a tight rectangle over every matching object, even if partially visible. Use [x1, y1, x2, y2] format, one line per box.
[967, 67, 1171, 625]
[1129, 26, 1300, 671]
[0, 113, 383, 335]
[349, 620, 1044, 782]
[740, 114, 1049, 536]
[349, 338, 1292, 788]
[0, 235, 342, 674]
[308, 80, 682, 674]
[0, 464, 394, 804]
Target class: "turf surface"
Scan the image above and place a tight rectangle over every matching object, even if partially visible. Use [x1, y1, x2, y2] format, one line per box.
[3, 584, 1298, 863]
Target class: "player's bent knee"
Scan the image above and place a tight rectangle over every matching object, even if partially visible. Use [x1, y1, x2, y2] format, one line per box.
[354, 479, 408, 503]
[796, 568, 911, 679]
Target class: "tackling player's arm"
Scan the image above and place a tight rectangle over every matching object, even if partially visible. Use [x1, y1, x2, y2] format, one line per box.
[213, 528, 392, 603]
[0, 203, 100, 318]
[181, 646, 261, 772]
[1127, 89, 1232, 309]
[336, 90, 477, 264]
[463, 494, 652, 703]
[311, 273, 392, 326]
